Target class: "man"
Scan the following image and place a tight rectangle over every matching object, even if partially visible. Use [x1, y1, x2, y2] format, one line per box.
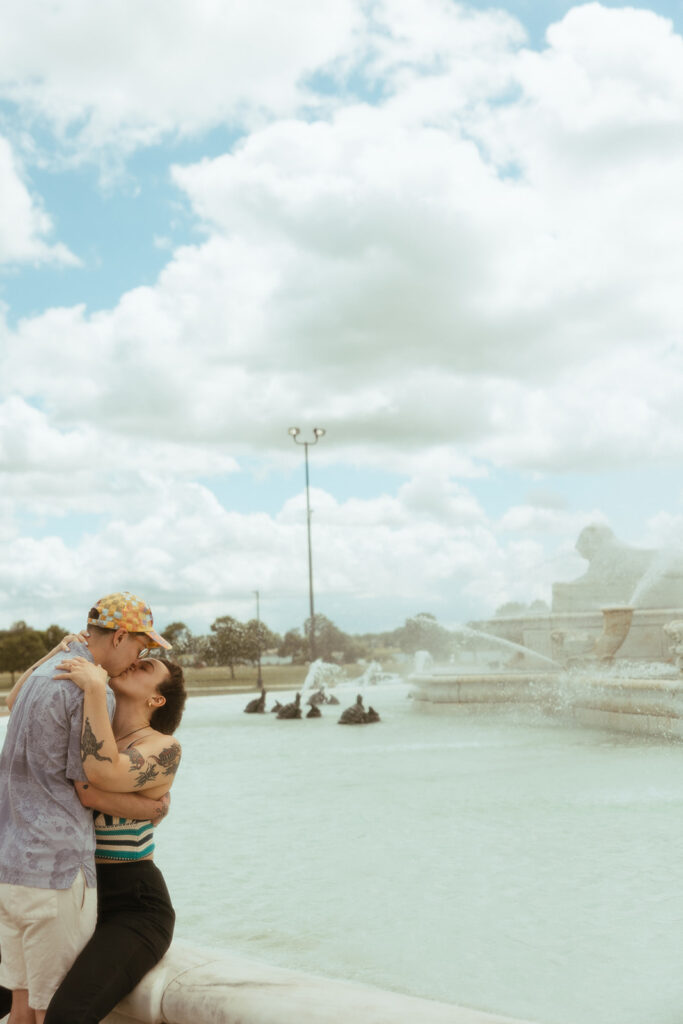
[0, 592, 170, 1024]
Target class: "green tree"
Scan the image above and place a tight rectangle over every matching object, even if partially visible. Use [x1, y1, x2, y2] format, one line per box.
[41, 624, 72, 649]
[278, 628, 306, 662]
[161, 621, 194, 655]
[393, 613, 452, 660]
[191, 634, 214, 667]
[0, 625, 48, 683]
[242, 620, 281, 665]
[209, 616, 246, 679]
[303, 614, 366, 664]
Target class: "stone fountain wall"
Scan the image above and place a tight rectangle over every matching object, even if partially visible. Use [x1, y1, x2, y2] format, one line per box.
[98, 940, 538, 1024]
[410, 669, 683, 741]
[469, 607, 681, 664]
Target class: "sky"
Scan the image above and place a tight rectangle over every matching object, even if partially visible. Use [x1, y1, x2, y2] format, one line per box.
[1, 0, 683, 639]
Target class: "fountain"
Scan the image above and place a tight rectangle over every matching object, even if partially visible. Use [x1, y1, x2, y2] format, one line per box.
[412, 528, 683, 740]
[4, 531, 682, 1024]
[413, 650, 434, 673]
[70, 682, 681, 1024]
[590, 606, 633, 660]
[663, 620, 683, 671]
[356, 659, 396, 685]
[573, 606, 634, 665]
[301, 658, 345, 693]
[3, 570, 681, 1024]
[467, 525, 683, 665]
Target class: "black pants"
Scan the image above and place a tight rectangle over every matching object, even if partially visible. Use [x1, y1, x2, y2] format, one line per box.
[0, 958, 10, 1019]
[0, 942, 12, 1018]
[44, 861, 175, 1024]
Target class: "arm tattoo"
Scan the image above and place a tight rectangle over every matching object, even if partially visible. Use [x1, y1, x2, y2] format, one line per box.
[134, 762, 160, 789]
[123, 747, 145, 771]
[81, 718, 112, 764]
[152, 743, 182, 777]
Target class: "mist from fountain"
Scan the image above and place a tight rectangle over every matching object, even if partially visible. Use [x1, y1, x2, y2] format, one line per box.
[354, 659, 401, 685]
[303, 658, 404, 698]
[301, 659, 345, 692]
[413, 650, 434, 673]
[629, 546, 683, 608]
[435, 624, 562, 673]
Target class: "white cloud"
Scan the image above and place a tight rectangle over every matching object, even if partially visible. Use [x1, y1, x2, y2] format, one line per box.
[2, 2, 683, 632]
[0, 397, 239, 524]
[0, 0, 362, 157]
[1, 2, 682, 498]
[0, 470, 601, 634]
[0, 135, 77, 265]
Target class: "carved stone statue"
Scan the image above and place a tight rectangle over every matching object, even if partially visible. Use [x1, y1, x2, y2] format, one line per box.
[552, 524, 653, 612]
[663, 621, 683, 672]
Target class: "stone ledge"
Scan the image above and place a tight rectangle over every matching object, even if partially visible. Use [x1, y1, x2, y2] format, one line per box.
[102, 939, 538, 1024]
[411, 672, 683, 739]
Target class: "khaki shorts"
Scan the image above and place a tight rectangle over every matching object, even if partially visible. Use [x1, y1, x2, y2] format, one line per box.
[0, 871, 97, 1011]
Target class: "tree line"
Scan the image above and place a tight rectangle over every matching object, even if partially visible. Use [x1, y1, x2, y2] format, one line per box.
[162, 611, 457, 674]
[0, 621, 71, 683]
[0, 611, 463, 682]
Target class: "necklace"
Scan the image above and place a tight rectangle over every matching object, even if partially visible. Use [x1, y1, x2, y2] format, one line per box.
[115, 725, 150, 743]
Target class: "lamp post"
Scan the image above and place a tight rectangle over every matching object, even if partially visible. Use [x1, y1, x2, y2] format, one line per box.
[252, 589, 263, 688]
[288, 426, 325, 662]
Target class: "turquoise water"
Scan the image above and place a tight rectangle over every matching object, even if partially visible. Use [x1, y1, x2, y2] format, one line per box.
[3, 685, 682, 1022]
[155, 685, 683, 1024]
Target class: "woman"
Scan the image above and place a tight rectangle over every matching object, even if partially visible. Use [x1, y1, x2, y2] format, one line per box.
[42, 651, 186, 1024]
[3, 635, 186, 1024]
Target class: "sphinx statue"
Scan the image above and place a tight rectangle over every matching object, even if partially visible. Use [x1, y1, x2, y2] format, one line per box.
[551, 524, 683, 612]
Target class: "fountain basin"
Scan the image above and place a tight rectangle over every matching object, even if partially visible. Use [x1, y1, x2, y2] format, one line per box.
[411, 672, 556, 707]
[5, 687, 681, 1024]
[411, 670, 683, 740]
[568, 676, 683, 739]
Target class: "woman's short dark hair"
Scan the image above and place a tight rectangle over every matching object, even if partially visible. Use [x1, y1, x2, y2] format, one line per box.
[151, 659, 187, 734]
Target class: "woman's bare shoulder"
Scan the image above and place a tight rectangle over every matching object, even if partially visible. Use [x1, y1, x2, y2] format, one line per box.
[136, 732, 182, 778]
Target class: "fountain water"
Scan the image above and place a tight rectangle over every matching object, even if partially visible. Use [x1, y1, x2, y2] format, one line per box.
[354, 659, 398, 686]
[301, 659, 345, 692]
[5, 530, 681, 1024]
[60, 686, 681, 1024]
[302, 658, 403, 698]
[630, 545, 683, 608]
[413, 650, 434, 673]
[445, 624, 561, 672]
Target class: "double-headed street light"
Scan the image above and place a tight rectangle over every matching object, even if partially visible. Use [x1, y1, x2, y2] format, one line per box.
[288, 426, 325, 662]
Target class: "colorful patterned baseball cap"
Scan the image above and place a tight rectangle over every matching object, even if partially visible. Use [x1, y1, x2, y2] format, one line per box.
[87, 592, 171, 649]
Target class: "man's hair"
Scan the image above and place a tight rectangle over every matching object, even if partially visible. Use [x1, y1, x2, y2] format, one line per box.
[151, 659, 187, 735]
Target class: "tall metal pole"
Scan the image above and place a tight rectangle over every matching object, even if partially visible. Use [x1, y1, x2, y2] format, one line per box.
[303, 443, 315, 655]
[288, 427, 325, 663]
[253, 589, 263, 687]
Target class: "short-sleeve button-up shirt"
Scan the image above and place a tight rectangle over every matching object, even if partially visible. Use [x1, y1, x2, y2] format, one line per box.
[0, 643, 115, 889]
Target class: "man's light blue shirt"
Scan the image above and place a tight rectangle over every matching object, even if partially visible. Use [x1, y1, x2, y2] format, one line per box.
[0, 643, 115, 889]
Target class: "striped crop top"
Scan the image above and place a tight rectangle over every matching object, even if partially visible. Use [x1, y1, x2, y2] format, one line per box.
[94, 812, 155, 862]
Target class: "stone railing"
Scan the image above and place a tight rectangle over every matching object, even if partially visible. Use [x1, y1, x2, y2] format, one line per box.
[411, 671, 683, 740]
[102, 940, 536, 1024]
